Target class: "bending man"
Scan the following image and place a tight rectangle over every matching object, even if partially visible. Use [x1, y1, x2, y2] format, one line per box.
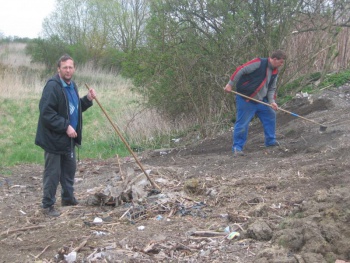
[224, 50, 287, 156]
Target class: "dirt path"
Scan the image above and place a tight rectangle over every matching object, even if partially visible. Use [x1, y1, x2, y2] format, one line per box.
[1, 85, 350, 263]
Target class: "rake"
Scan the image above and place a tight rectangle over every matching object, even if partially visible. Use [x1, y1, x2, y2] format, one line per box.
[228, 90, 327, 132]
[85, 83, 161, 190]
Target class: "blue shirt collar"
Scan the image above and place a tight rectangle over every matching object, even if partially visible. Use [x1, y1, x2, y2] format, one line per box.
[60, 78, 73, 89]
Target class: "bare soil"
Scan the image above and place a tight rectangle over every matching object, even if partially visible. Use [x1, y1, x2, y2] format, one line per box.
[1, 85, 350, 263]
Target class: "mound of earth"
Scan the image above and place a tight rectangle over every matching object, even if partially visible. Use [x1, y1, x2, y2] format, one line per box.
[1, 84, 350, 263]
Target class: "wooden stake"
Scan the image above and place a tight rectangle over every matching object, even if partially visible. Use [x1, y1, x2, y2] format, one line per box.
[116, 154, 124, 181]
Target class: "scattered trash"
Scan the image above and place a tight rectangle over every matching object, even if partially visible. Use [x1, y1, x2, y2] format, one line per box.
[93, 231, 108, 237]
[199, 249, 210, 257]
[224, 226, 230, 233]
[156, 215, 163, 221]
[88, 251, 106, 261]
[124, 205, 147, 223]
[93, 217, 103, 224]
[227, 231, 240, 240]
[177, 202, 207, 218]
[270, 203, 281, 209]
[64, 251, 77, 263]
[154, 178, 170, 184]
[137, 225, 145, 231]
[296, 92, 309, 98]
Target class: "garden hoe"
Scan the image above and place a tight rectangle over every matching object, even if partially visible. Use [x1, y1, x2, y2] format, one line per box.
[228, 89, 327, 132]
[85, 83, 161, 191]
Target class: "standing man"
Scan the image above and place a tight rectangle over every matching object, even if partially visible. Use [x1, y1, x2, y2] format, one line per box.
[35, 54, 96, 217]
[224, 50, 286, 156]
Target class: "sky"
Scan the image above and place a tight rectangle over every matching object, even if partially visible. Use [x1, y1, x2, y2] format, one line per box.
[0, 0, 56, 38]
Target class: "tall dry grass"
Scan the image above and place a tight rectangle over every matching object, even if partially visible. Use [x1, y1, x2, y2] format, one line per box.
[0, 43, 45, 98]
[282, 18, 350, 86]
[0, 43, 192, 166]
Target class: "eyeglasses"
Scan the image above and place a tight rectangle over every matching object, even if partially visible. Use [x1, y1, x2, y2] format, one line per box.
[61, 66, 74, 70]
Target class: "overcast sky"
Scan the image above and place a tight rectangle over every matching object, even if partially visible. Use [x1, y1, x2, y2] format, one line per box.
[0, 0, 55, 38]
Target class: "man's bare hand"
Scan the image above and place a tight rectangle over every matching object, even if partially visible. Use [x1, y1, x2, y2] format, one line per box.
[270, 102, 278, 110]
[224, 84, 232, 93]
[66, 125, 77, 138]
[87, 88, 96, 101]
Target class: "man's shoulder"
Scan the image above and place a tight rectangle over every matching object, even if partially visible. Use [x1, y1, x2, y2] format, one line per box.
[45, 75, 62, 87]
[245, 57, 261, 65]
[259, 57, 268, 63]
[240, 58, 262, 69]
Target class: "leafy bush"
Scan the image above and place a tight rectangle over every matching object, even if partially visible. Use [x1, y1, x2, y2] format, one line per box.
[25, 36, 68, 71]
[320, 71, 350, 88]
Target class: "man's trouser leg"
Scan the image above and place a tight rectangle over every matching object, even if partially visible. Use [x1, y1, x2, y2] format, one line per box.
[256, 102, 277, 146]
[60, 148, 76, 202]
[42, 152, 61, 208]
[232, 96, 257, 151]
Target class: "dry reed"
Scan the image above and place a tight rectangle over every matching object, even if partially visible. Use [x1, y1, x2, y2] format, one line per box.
[0, 43, 187, 148]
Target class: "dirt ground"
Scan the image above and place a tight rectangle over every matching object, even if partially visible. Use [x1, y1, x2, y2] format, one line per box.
[1, 84, 350, 263]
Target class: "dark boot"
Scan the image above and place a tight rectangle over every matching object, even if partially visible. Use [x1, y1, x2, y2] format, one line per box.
[42, 206, 60, 217]
[61, 198, 79, 206]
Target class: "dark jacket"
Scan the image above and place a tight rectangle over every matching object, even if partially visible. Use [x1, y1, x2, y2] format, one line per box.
[35, 74, 93, 154]
[232, 58, 278, 98]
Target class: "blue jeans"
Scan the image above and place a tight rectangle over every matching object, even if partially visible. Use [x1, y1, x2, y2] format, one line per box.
[42, 149, 76, 208]
[232, 95, 276, 151]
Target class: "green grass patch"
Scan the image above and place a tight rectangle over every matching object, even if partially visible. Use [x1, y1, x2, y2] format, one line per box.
[278, 70, 350, 105]
[320, 70, 350, 88]
[0, 98, 42, 165]
[279, 72, 322, 97]
[0, 96, 132, 167]
[0, 74, 190, 167]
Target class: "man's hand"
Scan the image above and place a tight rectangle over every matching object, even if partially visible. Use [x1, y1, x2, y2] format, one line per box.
[87, 88, 96, 101]
[224, 84, 232, 93]
[66, 125, 77, 138]
[270, 102, 278, 110]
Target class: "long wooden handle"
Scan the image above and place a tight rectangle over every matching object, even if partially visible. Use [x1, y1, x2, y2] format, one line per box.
[85, 84, 161, 190]
[228, 90, 325, 127]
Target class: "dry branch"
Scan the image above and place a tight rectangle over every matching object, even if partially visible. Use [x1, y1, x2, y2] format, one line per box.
[34, 245, 50, 259]
[190, 230, 227, 237]
[0, 225, 46, 237]
[73, 234, 92, 252]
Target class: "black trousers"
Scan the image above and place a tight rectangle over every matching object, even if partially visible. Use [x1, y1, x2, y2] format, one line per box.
[42, 149, 76, 208]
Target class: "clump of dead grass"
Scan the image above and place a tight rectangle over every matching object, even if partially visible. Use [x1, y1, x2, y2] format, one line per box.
[0, 42, 193, 166]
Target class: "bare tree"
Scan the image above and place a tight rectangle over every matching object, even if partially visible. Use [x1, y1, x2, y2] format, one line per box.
[282, 0, 350, 86]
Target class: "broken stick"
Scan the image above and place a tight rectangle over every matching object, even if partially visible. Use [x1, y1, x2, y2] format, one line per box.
[73, 234, 92, 252]
[0, 225, 45, 237]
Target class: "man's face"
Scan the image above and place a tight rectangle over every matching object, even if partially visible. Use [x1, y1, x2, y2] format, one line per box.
[58, 59, 75, 83]
[270, 58, 285, 69]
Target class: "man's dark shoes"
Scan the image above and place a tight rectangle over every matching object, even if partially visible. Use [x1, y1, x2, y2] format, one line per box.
[61, 198, 79, 206]
[233, 148, 245, 157]
[265, 141, 284, 153]
[42, 206, 60, 217]
[267, 141, 280, 147]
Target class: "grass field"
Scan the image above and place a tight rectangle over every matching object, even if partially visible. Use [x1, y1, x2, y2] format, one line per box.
[0, 43, 187, 168]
